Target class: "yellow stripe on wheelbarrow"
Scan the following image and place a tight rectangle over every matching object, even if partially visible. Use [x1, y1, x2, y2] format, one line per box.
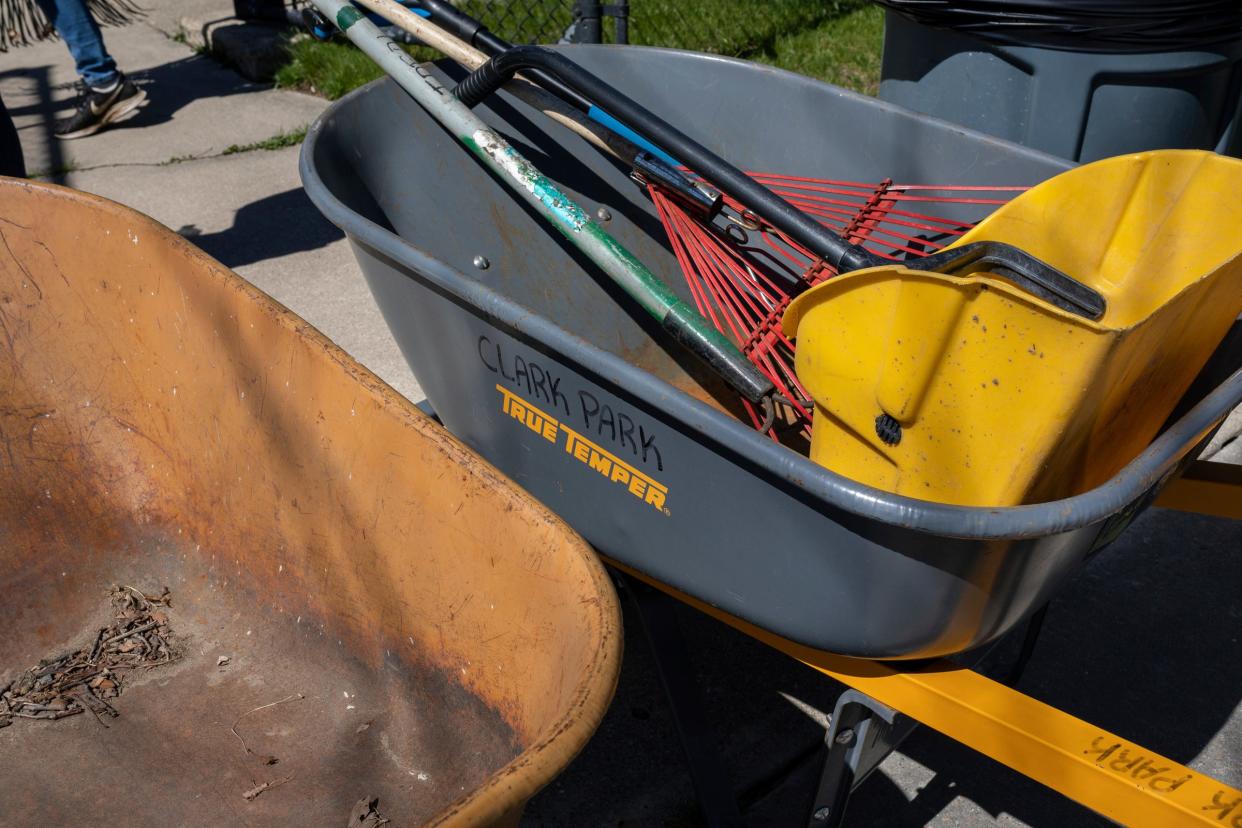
[783, 150, 1242, 507]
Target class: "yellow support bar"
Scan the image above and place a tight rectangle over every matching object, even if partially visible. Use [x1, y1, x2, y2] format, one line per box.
[1156, 460, 1242, 520]
[608, 560, 1242, 826]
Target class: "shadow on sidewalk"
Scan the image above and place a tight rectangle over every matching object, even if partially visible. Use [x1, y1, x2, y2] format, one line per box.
[527, 503, 1241, 825]
[6, 51, 264, 129]
[2, 65, 64, 181]
[3, 45, 278, 182]
[177, 187, 342, 269]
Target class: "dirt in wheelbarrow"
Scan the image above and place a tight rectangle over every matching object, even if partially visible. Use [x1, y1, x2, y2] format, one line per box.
[0, 530, 522, 826]
[0, 584, 180, 729]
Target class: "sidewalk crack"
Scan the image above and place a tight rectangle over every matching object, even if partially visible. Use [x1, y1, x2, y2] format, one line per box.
[30, 125, 308, 179]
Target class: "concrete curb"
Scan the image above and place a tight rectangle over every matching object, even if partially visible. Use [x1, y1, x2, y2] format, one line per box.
[179, 14, 293, 82]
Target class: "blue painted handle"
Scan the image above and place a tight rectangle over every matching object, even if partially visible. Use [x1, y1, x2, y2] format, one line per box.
[587, 105, 681, 168]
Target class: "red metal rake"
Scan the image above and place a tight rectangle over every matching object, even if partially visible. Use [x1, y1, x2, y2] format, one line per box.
[647, 174, 1028, 438]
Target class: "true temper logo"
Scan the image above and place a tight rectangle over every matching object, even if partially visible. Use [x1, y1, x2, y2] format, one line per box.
[497, 385, 669, 514]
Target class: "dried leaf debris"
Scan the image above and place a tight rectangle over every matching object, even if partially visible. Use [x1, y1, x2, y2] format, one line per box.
[0, 585, 178, 729]
[348, 797, 391, 827]
[241, 774, 294, 801]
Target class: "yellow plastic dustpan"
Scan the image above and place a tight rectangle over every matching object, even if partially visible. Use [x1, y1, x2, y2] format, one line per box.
[782, 150, 1242, 507]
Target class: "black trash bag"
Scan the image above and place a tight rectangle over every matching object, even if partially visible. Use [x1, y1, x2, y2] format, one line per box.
[871, 0, 1242, 52]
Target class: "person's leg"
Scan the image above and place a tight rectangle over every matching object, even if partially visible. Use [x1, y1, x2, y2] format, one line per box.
[34, 0, 146, 139]
[34, 0, 119, 90]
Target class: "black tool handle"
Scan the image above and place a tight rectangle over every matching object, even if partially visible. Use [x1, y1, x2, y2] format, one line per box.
[455, 45, 875, 275]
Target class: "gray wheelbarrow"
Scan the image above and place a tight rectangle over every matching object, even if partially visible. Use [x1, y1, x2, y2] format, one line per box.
[300, 46, 1242, 659]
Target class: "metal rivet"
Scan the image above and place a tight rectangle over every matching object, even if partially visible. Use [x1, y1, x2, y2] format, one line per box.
[834, 728, 855, 746]
[596, 207, 612, 222]
[472, 255, 490, 270]
[812, 806, 832, 822]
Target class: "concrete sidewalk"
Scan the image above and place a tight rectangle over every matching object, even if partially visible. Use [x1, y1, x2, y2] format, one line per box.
[0, 12, 422, 402]
[1, 10, 1238, 827]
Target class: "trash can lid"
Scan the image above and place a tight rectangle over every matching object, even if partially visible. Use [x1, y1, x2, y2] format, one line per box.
[872, 0, 1242, 52]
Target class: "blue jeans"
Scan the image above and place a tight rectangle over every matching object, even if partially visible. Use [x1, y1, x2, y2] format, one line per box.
[35, 0, 119, 89]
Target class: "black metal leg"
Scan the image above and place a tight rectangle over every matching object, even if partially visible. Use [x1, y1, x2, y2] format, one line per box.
[806, 691, 916, 827]
[621, 575, 746, 828]
[805, 710, 861, 827]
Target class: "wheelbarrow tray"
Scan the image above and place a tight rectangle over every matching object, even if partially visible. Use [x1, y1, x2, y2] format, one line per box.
[300, 46, 1242, 659]
[0, 179, 621, 826]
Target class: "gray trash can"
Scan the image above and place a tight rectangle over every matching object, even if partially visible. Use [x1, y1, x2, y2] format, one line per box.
[877, 3, 1242, 161]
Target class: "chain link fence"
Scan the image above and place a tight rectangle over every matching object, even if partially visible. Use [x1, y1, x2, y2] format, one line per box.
[454, 0, 575, 45]
[461, 1, 866, 55]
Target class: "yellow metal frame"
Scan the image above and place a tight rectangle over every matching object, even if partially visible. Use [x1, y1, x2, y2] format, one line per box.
[1156, 460, 1242, 521]
[607, 550, 1242, 826]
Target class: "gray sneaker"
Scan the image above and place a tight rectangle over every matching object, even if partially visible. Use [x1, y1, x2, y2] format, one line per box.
[54, 75, 147, 140]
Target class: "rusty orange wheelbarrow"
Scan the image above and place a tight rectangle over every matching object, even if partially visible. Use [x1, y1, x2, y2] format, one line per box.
[0, 178, 621, 826]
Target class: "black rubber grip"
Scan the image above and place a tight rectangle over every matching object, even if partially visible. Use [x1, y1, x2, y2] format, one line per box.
[455, 59, 506, 108]
[661, 308, 774, 404]
[418, 0, 596, 113]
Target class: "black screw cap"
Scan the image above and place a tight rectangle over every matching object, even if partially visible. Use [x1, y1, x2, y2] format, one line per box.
[875, 413, 902, 446]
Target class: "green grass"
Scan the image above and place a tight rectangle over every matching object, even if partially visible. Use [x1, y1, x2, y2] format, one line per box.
[28, 160, 80, 179]
[160, 153, 200, 165]
[272, 0, 883, 98]
[222, 125, 309, 155]
[625, 0, 870, 58]
[275, 36, 438, 100]
[750, 3, 884, 95]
